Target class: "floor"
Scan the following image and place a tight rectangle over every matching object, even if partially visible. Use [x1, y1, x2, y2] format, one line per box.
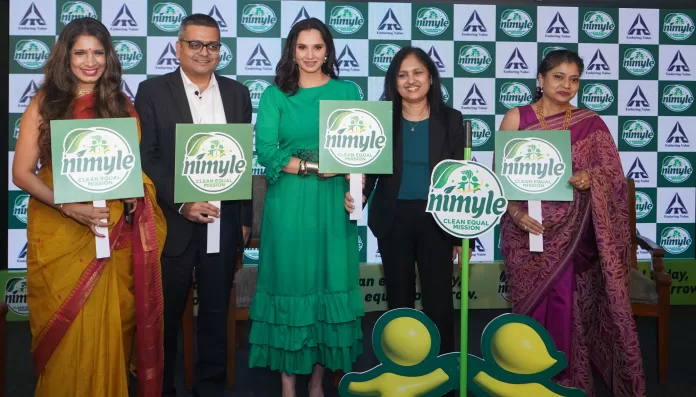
[5, 308, 696, 396]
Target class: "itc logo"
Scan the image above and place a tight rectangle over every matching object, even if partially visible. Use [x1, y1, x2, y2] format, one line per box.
[546, 12, 570, 34]
[463, 84, 486, 106]
[587, 49, 610, 71]
[463, 10, 487, 33]
[626, 158, 650, 179]
[112, 4, 137, 27]
[19, 3, 46, 26]
[377, 8, 402, 31]
[628, 14, 651, 36]
[627, 86, 650, 108]
[246, 44, 272, 67]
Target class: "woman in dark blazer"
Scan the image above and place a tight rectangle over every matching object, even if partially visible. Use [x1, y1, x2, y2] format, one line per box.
[344, 46, 471, 357]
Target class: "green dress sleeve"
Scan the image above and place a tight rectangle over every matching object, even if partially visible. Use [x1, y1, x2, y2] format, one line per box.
[256, 86, 293, 184]
[348, 82, 362, 101]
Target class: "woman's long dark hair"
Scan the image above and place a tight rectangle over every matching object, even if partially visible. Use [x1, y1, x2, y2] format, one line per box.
[383, 46, 445, 121]
[275, 18, 339, 96]
[38, 17, 129, 164]
[534, 49, 585, 102]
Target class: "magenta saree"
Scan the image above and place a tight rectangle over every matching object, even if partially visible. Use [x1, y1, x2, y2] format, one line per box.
[500, 105, 646, 396]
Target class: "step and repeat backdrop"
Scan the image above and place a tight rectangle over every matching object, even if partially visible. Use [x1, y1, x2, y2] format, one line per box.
[5, 1, 696, 313]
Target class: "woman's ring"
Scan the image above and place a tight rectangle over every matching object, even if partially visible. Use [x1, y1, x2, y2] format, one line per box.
[524, 225, 528, 230]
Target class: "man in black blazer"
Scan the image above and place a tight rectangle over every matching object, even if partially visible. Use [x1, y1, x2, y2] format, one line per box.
[134, 14, 251, 397]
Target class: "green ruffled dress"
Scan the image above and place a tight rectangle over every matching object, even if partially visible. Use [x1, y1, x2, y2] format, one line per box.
[248, 78, 364, 375]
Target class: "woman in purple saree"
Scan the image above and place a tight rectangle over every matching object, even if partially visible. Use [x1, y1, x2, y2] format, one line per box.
[499, 50, 645, 397]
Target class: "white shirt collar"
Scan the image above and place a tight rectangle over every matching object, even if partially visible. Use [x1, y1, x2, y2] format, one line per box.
[180, 68, 218, 92]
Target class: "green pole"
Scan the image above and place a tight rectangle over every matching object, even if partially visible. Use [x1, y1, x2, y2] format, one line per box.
[460, 120, 472, 396]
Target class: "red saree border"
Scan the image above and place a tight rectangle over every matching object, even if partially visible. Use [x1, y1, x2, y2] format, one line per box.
[132, 193, 164, 397]
[31, 216, 126, 376]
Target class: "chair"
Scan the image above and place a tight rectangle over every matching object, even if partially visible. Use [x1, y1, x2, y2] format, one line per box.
[0, 302, 7, 397]
[626, 178, 671, 384]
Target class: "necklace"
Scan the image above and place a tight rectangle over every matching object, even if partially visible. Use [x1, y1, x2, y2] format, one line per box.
[76, 88, 94, 97]
[535, 100, 572, 130]
[406, 119, 423, 131]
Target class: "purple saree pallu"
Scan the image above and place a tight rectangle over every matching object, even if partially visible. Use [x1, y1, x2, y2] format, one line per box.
[500, 105, 646, 396]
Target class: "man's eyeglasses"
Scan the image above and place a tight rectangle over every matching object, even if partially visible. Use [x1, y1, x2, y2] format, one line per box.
[180, 40, 221, 53]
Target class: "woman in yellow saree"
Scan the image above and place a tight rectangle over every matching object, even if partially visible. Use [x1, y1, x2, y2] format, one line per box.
[12, 18, 166, 397]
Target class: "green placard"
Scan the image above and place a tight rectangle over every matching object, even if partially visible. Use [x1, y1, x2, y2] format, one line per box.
[0, 270, 29, 322]
[174, 124, 253, 203]
[318, 100, 393, 174]
[50, 118, 144, 204]
[495, 130, 574, 201]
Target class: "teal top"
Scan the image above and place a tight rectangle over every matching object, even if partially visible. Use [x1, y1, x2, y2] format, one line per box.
[398, 118, 430, 200]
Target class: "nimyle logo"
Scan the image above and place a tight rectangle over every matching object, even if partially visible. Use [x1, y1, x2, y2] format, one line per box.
[441, 85, 450, 103]
[244, 247, 259, 261]
[622, 119, 654, 148]
[5, 278, 29, 316]
[182, 132, 247, 194]
[542, 46, 566, 61]
[661, 155, 693, 184]
[377, 8, 402, 32]
[13, 118, 21, 140]
[500, 138, 566, 193]
[662, 84, 694, 112]
[498, 271, 511, 302]
[13, 39, 50, 70]
[216, 42, 233, 70]
[415, 7, 450, 36]
[623, 48, 655, 76]
[582, 11, 615, 40]
[663, 13, 695, 41]
[151, 3, 187, 32]
[60, 127, 137, 193]
[358, 235, 364, 251]
[329, 5, 364, 35]
[60, 2, 97, 25]
[500, 9, 533, 38]
[466, 118, 492, 147]
[660, 227, 692, 255]
[499, 82, 532, 109]
[581, 83, 614, 112]
[426, 160, 508, 238]
[244, 79, 271, 109]
[13, 194, 30, 224]
[634, 191, 653, 219]
[373, 44, 401, 72]
[458, 45, 492, 74]
[251, 154, 265, 176]
[114, 40, 143, 70]
[323, 109, 387, 167]
[240, 4, 277, 34]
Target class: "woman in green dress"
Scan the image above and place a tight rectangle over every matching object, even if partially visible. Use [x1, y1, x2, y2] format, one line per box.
[248, 18, 364, 397]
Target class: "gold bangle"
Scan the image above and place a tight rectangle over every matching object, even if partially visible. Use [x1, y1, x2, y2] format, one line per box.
[305, 161, 319, 175]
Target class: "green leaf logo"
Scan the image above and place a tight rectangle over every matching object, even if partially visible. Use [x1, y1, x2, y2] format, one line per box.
[327, 110, 353, 134]
[63, 129, 93, 154]
[186, 133, 213, 156]
[503, 138, 528, 161]
[431, 160, 463, 189]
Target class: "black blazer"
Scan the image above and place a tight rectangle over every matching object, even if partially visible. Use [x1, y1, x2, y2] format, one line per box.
[135, 68, 253, 257]
[364, 105, 465, 246]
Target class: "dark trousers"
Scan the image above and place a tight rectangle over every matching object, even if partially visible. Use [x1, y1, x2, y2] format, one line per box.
[162, 223, 238, 397]
[377, 200, 456, 354]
